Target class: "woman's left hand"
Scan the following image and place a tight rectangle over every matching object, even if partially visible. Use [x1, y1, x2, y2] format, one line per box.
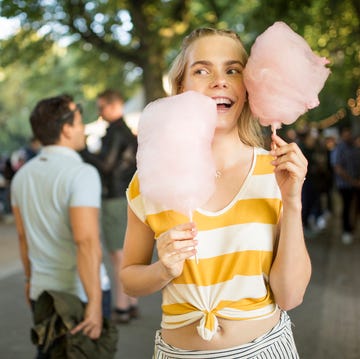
[270, 134, 308, 202]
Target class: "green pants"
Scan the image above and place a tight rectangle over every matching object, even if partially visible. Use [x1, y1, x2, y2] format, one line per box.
[101, 197, 128, 252]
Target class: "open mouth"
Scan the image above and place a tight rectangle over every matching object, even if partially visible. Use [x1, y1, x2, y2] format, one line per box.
[213, 97, 234, 110]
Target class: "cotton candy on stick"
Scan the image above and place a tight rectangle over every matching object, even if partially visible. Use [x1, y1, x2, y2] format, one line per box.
[243, 21, 330, 135]
[137, 91, 217, 262]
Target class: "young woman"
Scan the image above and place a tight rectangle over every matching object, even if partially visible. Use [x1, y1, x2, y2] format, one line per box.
[121, 28, 311, 358]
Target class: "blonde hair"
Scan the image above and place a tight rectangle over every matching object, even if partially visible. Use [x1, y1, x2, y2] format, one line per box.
[168, 28, 264, 148]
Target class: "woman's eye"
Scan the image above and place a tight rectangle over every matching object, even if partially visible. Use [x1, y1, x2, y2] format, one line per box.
[227, 68, 241, 75]
[194, 68, 208, 75]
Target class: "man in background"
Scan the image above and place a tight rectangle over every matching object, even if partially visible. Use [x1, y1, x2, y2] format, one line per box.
[81, 89, 138, 324]
[11, 95, 114, 356]
[331, 126, 358, 244]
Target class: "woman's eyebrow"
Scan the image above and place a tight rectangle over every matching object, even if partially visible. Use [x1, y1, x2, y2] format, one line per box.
[190, 60, 212, 68]
[190, 60, 244, 67]
[226, 60, 244, 67]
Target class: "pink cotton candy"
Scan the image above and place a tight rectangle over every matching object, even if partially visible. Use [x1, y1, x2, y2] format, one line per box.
[136, 91, 217, 217]
[243, 21, 330, 130]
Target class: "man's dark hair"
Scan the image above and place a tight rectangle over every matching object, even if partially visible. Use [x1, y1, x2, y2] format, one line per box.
[339, 125, 351, 135]
[97, 89, 123, 103]
[30, 94, 74, 146]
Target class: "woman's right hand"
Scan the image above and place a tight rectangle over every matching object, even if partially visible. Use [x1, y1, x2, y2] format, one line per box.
[156, 222, 198, 279]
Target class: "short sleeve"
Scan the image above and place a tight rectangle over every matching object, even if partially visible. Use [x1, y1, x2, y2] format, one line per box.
[10, 175, 19, 207]
[126, 172, 147, 223]
[70, 164, 101, 208]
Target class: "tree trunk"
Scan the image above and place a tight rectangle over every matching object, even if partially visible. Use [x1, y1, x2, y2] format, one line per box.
[140, 51, 167, 104]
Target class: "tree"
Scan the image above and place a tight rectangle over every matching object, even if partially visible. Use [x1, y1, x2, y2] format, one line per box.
[2, 0, 359, 106]
[245, 0, 360, 124]
[0, 0, 359, 152]
[0, 0, 258, 153]
[1, 0, 214, 103]
[0, 0, 278, 102]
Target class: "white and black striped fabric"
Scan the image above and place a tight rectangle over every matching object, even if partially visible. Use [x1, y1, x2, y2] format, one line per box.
[153, 311, 299, 359]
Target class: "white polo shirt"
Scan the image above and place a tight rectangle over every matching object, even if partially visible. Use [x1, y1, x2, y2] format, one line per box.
[11, 145, 110, 302]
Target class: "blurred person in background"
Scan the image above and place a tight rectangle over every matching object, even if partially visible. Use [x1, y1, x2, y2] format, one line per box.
[331, 126, 358, 244]
[23, 136, 42, 161]
[323, 134, 337, 216]
[81, 89, 139, 324]
[1, 137, 41, 221]
[11, 94, 117, 357]
[352, 134, 360, 235]
[298, 128, 330, 236]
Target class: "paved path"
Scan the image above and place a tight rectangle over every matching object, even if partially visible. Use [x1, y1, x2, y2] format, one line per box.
[1, 209, 359, 358]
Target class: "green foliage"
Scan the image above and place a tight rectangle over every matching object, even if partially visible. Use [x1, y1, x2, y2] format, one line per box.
[0, 0, 359, 152]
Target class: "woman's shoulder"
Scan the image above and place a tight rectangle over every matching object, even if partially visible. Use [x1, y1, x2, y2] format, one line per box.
[255, 147, 270, 155]
[127, 172, 140, 200]
[252, 147, 274, 175]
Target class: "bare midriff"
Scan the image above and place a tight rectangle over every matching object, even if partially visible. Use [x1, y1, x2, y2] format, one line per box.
[161, 307, 281, 350]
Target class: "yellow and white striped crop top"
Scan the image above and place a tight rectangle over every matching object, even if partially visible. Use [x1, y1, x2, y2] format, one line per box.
[126, 147, 282, 341]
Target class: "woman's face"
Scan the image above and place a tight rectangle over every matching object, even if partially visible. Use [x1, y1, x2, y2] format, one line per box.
[181, 35, 247, 130]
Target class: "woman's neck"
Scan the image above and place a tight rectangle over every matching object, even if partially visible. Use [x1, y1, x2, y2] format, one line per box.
[212, 129, 251, 172]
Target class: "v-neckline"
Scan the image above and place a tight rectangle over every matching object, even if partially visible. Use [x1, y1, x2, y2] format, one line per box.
[196, 147, 257, 216]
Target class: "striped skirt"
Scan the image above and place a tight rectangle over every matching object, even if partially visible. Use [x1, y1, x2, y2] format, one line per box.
[153, 311, 299, 359]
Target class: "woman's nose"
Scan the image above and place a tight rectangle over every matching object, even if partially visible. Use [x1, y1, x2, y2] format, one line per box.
[210, 72, 228, 88]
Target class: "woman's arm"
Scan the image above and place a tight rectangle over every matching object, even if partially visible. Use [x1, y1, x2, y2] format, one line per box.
[121, 206, 197, 297]
[269, 134, 312, 310]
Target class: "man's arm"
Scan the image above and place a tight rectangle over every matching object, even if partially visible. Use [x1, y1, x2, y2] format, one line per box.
[334, 164, 357, 186]
[12, 206, 31, 305]
[332, 146, 357, 186]
[81, 132, 123, 174]
[69, 206, 103, 340]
